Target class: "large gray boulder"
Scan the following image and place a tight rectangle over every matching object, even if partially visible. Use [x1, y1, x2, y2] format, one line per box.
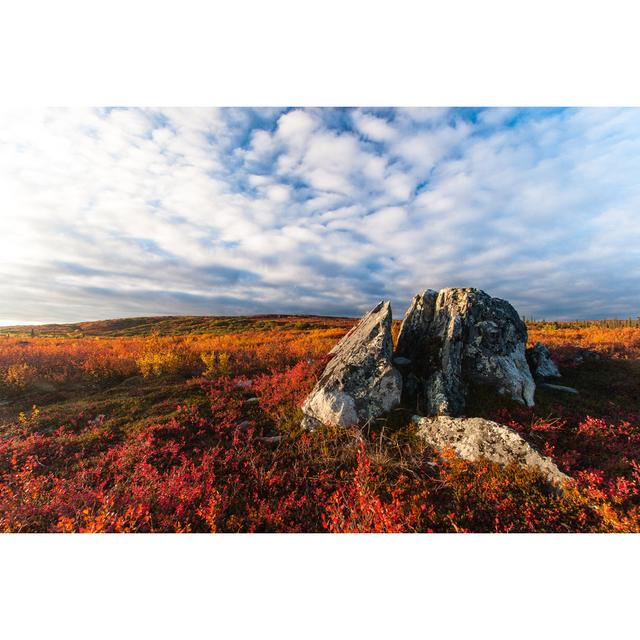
[526, 342, 561, 379]
[301, 301, 402, 430]
[396, 288, 535, 416]
[413, 415, 570, 488]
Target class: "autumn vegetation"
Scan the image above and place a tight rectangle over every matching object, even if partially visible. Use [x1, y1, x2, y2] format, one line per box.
[1, 316, 639, 532]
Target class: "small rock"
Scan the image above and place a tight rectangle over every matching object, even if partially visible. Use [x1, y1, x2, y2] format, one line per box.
[393, 356, 412, 366]
[245, 397, 260, 404]
[540, 383, 579, 395]
[413, 415, 570, 488]
[235, 420, 250, 430]
[526, 342, 561, 379]
[257, 435, 283, 444]
[573, 349, 601, 365]
[235, 379, 253, 389]
[33, 380, 56, 392]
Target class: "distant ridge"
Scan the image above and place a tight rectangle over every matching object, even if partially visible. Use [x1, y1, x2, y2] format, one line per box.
[0, 314, 357, 338]
[2, 314, 638, 338]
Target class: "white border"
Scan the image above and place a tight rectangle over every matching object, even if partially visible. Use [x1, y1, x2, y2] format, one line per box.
[1, 1, 639, 637]
[2, 0, 640, 106]
[1, 534, 639, 639]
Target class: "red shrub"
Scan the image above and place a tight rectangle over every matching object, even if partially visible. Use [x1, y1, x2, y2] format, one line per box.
[1, 323, 639, 533]
[323, 446, 407, 533]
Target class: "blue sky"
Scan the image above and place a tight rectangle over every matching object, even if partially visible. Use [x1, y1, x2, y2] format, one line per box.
[0, 107, 638, 325]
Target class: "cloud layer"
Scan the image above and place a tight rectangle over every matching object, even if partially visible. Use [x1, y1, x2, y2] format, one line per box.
[1, 107, 639, 324]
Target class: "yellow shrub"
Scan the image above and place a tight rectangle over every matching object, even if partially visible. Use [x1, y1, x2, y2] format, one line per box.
[4, 363, 37, 390]
[18, 405, 40, 426]
[136, 349, 182, 378]
[218, 352, 230, 375]
[200, 351, 231, 377]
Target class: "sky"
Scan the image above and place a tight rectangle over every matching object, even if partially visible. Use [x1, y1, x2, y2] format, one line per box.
[0, 107, 639, 325]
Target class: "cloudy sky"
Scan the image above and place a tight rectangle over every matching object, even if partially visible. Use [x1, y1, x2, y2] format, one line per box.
[1, 107, 638, 325]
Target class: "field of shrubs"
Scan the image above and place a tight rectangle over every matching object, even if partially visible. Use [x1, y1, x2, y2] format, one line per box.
[1, 316, 639, 532]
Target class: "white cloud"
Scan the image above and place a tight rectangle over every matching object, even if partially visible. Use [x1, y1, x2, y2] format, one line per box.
[276, 109, 318, 143]
[0, 107, 639, 324]
[265, 183, 291, 203]
[392, 122, 471, 172]
[352, 111, 396, 142]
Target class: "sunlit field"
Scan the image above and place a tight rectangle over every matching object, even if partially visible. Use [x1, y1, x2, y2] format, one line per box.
[1, 316, 639, 532]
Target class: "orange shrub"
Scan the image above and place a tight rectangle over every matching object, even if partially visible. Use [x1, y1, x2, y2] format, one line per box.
[528, 325, 640, 359]
[4, 363, 37, 390]
[1, 318, 640, 533]
[0, 322, 352, 391]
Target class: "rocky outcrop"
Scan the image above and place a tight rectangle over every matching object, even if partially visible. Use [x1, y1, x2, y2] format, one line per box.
[413, 415, 570, 487]
[299, 288, 573, 491]
[301, 287, 538, 432]
[301, 301, 402, 430]
[526, 342, 561, 379]
[396, 288, 535, 416]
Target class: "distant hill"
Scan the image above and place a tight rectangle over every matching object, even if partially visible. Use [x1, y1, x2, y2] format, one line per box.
[3, 313, 638, 339]
[0, 314, 357, 338]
